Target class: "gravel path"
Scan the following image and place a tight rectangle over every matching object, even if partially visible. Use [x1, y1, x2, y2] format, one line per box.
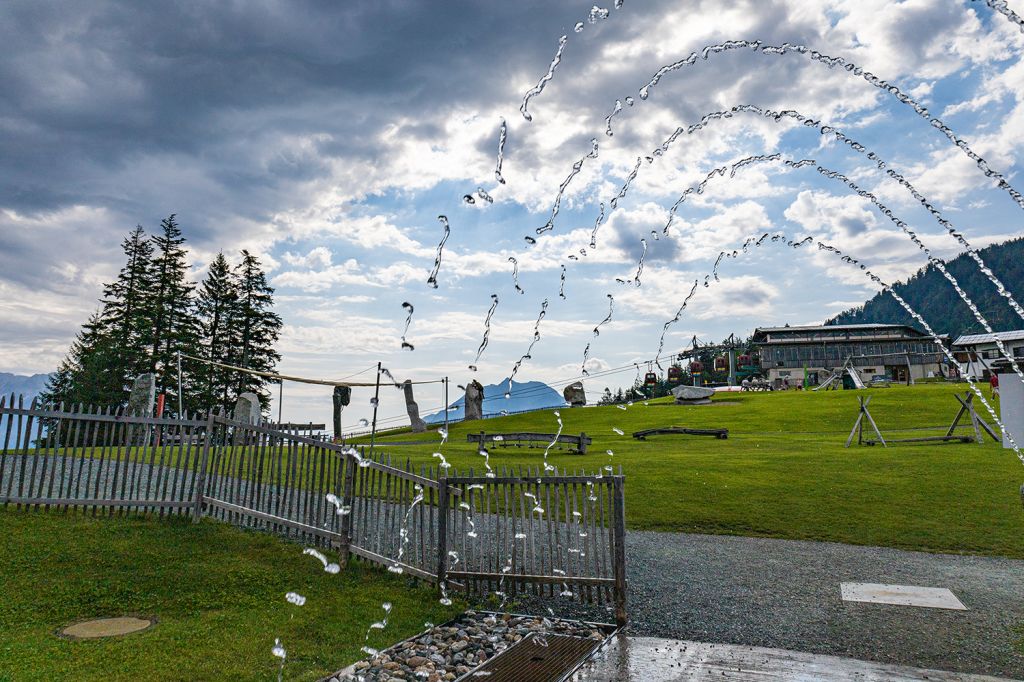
[515, 531, 1024, 679]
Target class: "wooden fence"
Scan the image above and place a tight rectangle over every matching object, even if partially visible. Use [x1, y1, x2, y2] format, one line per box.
[0, 397, 627, 624]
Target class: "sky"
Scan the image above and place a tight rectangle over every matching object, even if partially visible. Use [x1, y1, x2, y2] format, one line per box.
[1, 0, 1023, 429]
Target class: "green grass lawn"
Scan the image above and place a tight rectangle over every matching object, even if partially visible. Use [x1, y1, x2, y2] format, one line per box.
[367, 382, 1024, 558]
[0, 511, 459, 682]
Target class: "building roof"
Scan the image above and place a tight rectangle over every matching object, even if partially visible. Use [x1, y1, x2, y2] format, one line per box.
[755, 323, 907, 334]
[952, 330, 1024, 346]
[751, 323, 943, 346]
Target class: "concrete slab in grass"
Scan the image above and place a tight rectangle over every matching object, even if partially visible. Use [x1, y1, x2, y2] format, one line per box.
[60, 616, 155, 639]
[840, 583, 967, 610]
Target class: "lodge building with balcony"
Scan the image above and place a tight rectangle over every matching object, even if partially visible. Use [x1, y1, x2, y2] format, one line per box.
[751, 323, 948, 385]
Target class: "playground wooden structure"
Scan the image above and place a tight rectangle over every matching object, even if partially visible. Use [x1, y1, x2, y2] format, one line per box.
[845, 392, 1000, 447]
[632, 427, 729, 440]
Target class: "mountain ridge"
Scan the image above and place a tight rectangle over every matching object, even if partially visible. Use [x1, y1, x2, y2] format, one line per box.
[827, 237, 1024, 338]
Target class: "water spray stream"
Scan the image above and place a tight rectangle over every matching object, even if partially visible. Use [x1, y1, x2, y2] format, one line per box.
[628, 40, 1024, 212]
[541, 411, 563, 472]
[470, 294, 500, 371]
[508, 256, 525, 294]
[972, 0, 1024, 33]
[679, 103, 1024, 321]
[582, 294, 614, 375]
[507, 299, 549, 397]
[520, 34, 569, 122]
[494, 118, 508, 184]
[426, 216, 451, 289]
[399, 302, 415, 351]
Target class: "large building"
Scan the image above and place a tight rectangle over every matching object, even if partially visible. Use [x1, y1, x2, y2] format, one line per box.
[951, 330, 1024, 379]
[752, 324, 948, 385]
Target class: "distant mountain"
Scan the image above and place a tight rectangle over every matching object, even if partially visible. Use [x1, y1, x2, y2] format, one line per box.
[0, 372, 51, 404]
[424, 378, 565, 424]
[827, 237, 1024, 338]
[0, 372, 52, 445]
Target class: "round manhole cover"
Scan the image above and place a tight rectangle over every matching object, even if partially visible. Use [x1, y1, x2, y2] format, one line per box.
[60, 617, 155, 639]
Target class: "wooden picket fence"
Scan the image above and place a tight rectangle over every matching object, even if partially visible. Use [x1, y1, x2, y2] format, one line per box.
[0, 396, 627, 625]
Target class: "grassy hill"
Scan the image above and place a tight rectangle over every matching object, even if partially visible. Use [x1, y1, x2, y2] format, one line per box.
[367, 382, 1024, 559]
[827, 237, 1024, 337]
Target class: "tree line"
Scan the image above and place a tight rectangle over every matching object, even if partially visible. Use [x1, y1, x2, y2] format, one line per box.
[42, 215, 282, 416]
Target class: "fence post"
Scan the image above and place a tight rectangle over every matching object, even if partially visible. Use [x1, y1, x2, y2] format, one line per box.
[436, 477, 449, 593]
[579, 432, 588, 455]
[338, 451, 357, 566]
[612, 475, 627, 627]
[192, 411, 216, 522]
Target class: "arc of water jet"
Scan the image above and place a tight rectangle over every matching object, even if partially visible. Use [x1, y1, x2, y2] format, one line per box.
[470, 294, 500, 371]
[972, 0, 1024, 33]
[632, 238, 647, 286]
[582, 294, 615, 376]
[399, 302, 414, 351]
[641, 104, 1024, 325]
[631, 39, 1024, 214]
[655, 279, 699, 370]
[541, 410, 563, 472]
[520, 34, 569, 122]
[559, 265, 567, 299]
[494, 118, 508, 184]
[507, 299, 549, 397]
[508, 256, 525, 294]
[605, 99, 623, 136]
[426, 216, 451, 289]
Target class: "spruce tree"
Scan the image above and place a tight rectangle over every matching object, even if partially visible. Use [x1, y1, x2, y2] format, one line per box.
[146, 215, 198, 412]
[195, 252, 241, 412]
[100, 226, 154, 387]
[232, 250, 282, 412]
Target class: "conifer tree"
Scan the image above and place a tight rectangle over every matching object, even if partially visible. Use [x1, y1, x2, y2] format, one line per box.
[100, 225, 154, 386]
[232, 250, 282, 411]
[146, 215, 198, 410]
[195, 252, 241, 412]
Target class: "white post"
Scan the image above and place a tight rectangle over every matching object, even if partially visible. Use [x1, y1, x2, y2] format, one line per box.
[999, 372, 1024, 450]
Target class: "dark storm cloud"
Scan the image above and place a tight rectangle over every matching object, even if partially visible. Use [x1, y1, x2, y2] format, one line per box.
[0, 0, 587, 219]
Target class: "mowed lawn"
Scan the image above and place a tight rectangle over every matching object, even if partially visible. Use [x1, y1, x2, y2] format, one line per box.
[0, 511, 459, 682]
[368, 382, 1024, 558]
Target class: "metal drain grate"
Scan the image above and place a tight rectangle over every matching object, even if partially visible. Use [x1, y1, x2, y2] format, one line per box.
[458, 633, 602, 682]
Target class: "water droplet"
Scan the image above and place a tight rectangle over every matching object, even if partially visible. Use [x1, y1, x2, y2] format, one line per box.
[574, 21, 584, 32]
[285, 592, 306, 606]
[272, 638, 287, 660]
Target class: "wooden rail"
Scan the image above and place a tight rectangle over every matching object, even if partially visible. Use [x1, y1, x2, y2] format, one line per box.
[467, 431, 592, 454]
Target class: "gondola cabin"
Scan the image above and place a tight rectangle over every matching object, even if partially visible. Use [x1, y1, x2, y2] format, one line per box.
[714, 356, 728, 372]
[737, 354, 752, 367]
[667, 366, 682, 383]
[689, 360, 704, 375]
[643, 371, 658, 387]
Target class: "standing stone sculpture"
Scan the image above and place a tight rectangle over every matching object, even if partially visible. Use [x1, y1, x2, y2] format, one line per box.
[671, 385, 715, 405]
[403, 380, 427, 433]
[332, 385, 352, 440]
[126, 373, 156, 445]
[233, 392, 262, 424]
[563, 382, 586, 407]
[231, 392, 262, 446]
[127, 373, 156, 417]
[465, 380, 484, 421]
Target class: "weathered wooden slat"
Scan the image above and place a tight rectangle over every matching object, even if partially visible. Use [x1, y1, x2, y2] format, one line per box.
[447, 571, 614, 586]
[0, 497, 193, 509]
[0, 405, 206, 427]
[204, 497, 341, 539]
[348, 545, 436, 582]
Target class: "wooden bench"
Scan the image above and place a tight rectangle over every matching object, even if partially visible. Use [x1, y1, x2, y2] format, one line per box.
[632, 427, 728, 440]
[467, 431, 591, 454]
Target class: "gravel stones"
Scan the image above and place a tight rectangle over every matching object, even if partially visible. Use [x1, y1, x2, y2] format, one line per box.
[328, 611, 611, 681]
